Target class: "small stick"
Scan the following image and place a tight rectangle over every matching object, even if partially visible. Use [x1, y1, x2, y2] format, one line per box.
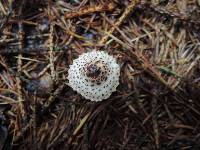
[16, 0, 25, 118]
[0, 47, 49, 54]
[48, 24, 56, 80]
[32, 93, 38, 150]
[64, 2, 115, 19]
[13, 0, 26, 144]
[48, 2, 56, 80]
[152, 98, 160, 149]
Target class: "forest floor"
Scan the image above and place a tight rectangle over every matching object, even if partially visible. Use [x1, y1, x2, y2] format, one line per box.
[0, 0, 200, 149]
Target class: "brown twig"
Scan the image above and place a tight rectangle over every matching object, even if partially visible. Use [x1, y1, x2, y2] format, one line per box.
[64, 2, 115, 19]
[48, 20, 56, 80]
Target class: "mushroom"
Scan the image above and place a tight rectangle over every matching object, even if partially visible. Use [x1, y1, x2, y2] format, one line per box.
[67, 50, 120, 101]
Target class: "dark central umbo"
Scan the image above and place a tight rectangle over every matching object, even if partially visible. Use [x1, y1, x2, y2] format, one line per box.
[86, 63, 101, 78]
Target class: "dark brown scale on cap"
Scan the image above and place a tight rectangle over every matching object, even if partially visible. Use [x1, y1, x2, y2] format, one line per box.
[86, 64, 101, 78]
[82, 61, 109, 85]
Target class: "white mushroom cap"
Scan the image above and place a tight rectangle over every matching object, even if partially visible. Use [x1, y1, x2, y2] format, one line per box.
[67, 50, 120, 101]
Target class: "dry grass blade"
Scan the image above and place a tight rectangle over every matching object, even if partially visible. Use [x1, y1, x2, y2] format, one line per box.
[0, 94, 23, 104]
[0, 1, 7, 15]
[68, 112, 91, 144]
